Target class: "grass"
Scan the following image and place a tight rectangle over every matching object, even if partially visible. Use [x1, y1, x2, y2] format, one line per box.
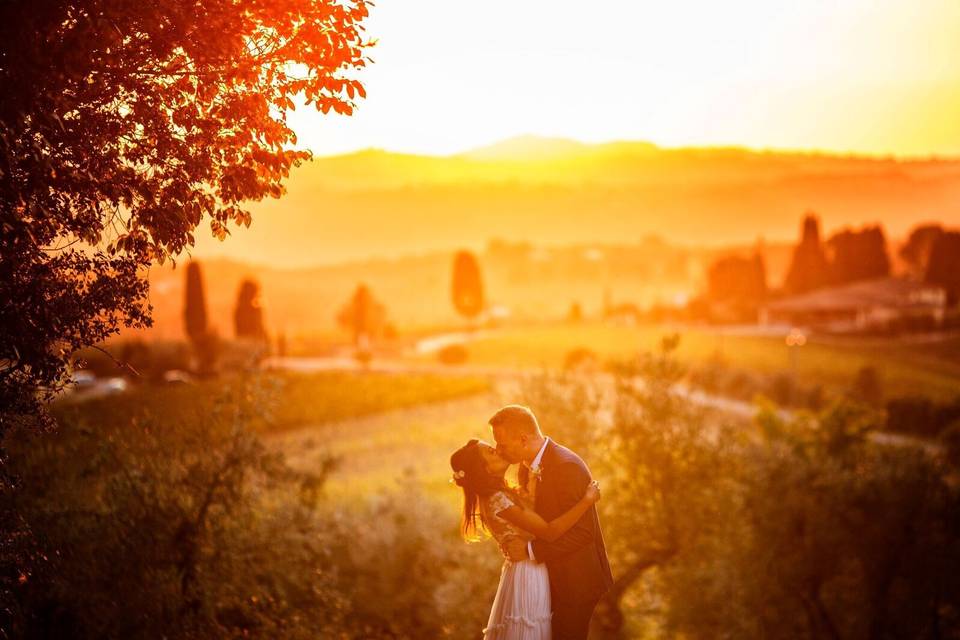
[265, 370, 491, 432]
[271, 391, 501, 508]
[439, 322, 960, 400]
[51, 369, 497, 515]
[53, 370, 492, 434]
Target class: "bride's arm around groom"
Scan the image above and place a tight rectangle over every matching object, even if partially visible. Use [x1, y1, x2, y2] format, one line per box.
[490, 405, 614, 640]
[530, 454, 597, 561]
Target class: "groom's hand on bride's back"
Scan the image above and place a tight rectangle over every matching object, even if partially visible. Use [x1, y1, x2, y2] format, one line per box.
[500, 537, 529, 562]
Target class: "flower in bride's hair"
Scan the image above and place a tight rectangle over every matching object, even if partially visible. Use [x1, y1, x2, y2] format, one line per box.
[449, 469, 467, 484]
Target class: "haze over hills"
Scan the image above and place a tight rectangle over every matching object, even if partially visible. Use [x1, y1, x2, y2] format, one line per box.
[138, 238, 798, 341]
[190, 136, 960, 268]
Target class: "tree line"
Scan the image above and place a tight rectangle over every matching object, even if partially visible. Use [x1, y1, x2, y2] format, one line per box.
[700, 213, 960, 321]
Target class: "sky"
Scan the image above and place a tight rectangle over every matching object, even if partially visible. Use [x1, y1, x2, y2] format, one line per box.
[287, 0, 960, 158]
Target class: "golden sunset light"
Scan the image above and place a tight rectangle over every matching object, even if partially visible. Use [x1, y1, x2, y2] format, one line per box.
[5, 1, 960, 638]
[290, 0, 960, 158]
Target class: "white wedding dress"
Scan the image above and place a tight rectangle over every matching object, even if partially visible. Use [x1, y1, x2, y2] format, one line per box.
[480, 490, 552, 640]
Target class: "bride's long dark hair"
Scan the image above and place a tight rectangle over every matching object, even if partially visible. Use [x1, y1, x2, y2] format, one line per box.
[450, 439, 509, 541]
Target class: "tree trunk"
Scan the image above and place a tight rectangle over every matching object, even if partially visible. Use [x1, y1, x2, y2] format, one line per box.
[591, 549, 676, 638]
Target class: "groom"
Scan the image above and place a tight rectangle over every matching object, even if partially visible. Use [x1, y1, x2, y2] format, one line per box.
[490, 405, 613, 640]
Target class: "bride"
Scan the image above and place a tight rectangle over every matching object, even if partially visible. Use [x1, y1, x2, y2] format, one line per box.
[450, 438, 600, 640]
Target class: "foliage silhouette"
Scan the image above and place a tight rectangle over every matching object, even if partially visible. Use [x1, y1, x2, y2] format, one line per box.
[900, 224, 944, 275]
[0, 0, 371, 430]
[183, 262, 219, 376]
[336, 283, 387, 349]
[784, 214, 831, 294]
[925, 231, 960, 304]
[827, 225, 891, 285]
[451, 250, 484, 320]
[233, 279, 267, 342]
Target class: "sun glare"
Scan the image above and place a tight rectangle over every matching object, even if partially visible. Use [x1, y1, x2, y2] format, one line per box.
[288, 0, 960, 158]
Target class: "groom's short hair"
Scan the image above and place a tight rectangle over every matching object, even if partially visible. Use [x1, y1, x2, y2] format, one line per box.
[488, 404, 541, 436]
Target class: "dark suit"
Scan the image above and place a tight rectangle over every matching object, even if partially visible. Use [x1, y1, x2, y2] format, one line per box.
[520, 440, 613, 640]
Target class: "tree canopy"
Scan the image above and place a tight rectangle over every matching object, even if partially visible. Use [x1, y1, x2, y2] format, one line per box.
[234, 279, 267, 341]
[925, 231, 960, 304]
[827, 225, 890, 284]
[0, 0, 372, 421]
[336, 283, 386, 347]
[783, 214, 830, 294]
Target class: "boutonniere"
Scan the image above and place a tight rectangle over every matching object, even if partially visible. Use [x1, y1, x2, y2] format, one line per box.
[530, 466, 543, 482]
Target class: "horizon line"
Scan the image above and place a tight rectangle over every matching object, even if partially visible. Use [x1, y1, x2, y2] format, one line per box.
[306, 134, 960, 162]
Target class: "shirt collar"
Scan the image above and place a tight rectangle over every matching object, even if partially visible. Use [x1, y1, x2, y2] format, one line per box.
[529, 437, 550, 471]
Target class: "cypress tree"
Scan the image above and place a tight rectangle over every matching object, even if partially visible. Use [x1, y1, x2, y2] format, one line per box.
[234, 279, 266, 340]
[451, 250, 484, 320]
[783, 213, 830, 294]
[184, 262, 208, 343]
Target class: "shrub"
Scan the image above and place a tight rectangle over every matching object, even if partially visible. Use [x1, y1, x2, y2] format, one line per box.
[766, 372, 796, 406]
[562, 347, 599, 372]
[664, 401, 960, 640]
[849, 365, 883, 406]
[884, 395, 960, 438]
[515, 369, 604, 464]
[5, 376, 310, 638]
[4, 375, 502, 639]
[436, 343, 469, 365]
[941, 420, 960, 469]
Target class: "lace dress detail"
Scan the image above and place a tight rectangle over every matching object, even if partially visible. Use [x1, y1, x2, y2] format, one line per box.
[482, 490, 527, 539]
[480, 490, 551, 640]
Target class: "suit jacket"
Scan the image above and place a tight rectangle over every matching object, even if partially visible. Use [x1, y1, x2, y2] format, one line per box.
[520, 440, 614, 606]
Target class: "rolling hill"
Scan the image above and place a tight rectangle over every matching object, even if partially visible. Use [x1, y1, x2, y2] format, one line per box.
[189, 136, 960, 268]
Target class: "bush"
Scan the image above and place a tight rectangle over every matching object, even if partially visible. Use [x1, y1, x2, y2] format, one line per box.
[941, 420, 960, 468]
[320, 474, 501, 638]
[3, 375, 502, 639]
[530, 339, 960, 639]
[436, 343, 469, 365]
[515, 370, 604, 464]
[562, 347, 599, 373]
[934, 396, 960, 432]
[849, 365, 883, 406]
[885, 396, 936, 436]
[72, 340, 196, 384]
[686, 359, 829, 411]
[663, 401, 960, 640]
[884, 395, 960, 438]
[5, 376, 308, 638]
[766, 372, 796, 407]
[686, 351, 730, 395]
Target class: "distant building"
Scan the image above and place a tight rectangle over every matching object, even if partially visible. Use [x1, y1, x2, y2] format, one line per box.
[760, 277, 947, 333]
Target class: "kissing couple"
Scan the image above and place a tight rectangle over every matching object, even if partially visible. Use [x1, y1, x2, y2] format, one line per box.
[450, 405, 614, 640]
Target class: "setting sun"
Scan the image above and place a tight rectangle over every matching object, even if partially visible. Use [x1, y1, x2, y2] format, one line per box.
[290, 0, 960, 158]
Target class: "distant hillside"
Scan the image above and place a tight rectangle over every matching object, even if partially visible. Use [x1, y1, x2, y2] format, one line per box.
[131, 238, 802, 341]
[191, 137, 960, 268]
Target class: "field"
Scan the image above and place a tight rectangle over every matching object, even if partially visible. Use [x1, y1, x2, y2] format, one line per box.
[55, 370, 491, 433]
[427, 322, 960, 400]
[10, 371, 508, 639]
[272, 391, 501, 505]
[18, 346, 960, 639]
[52, 369, 501, 518]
